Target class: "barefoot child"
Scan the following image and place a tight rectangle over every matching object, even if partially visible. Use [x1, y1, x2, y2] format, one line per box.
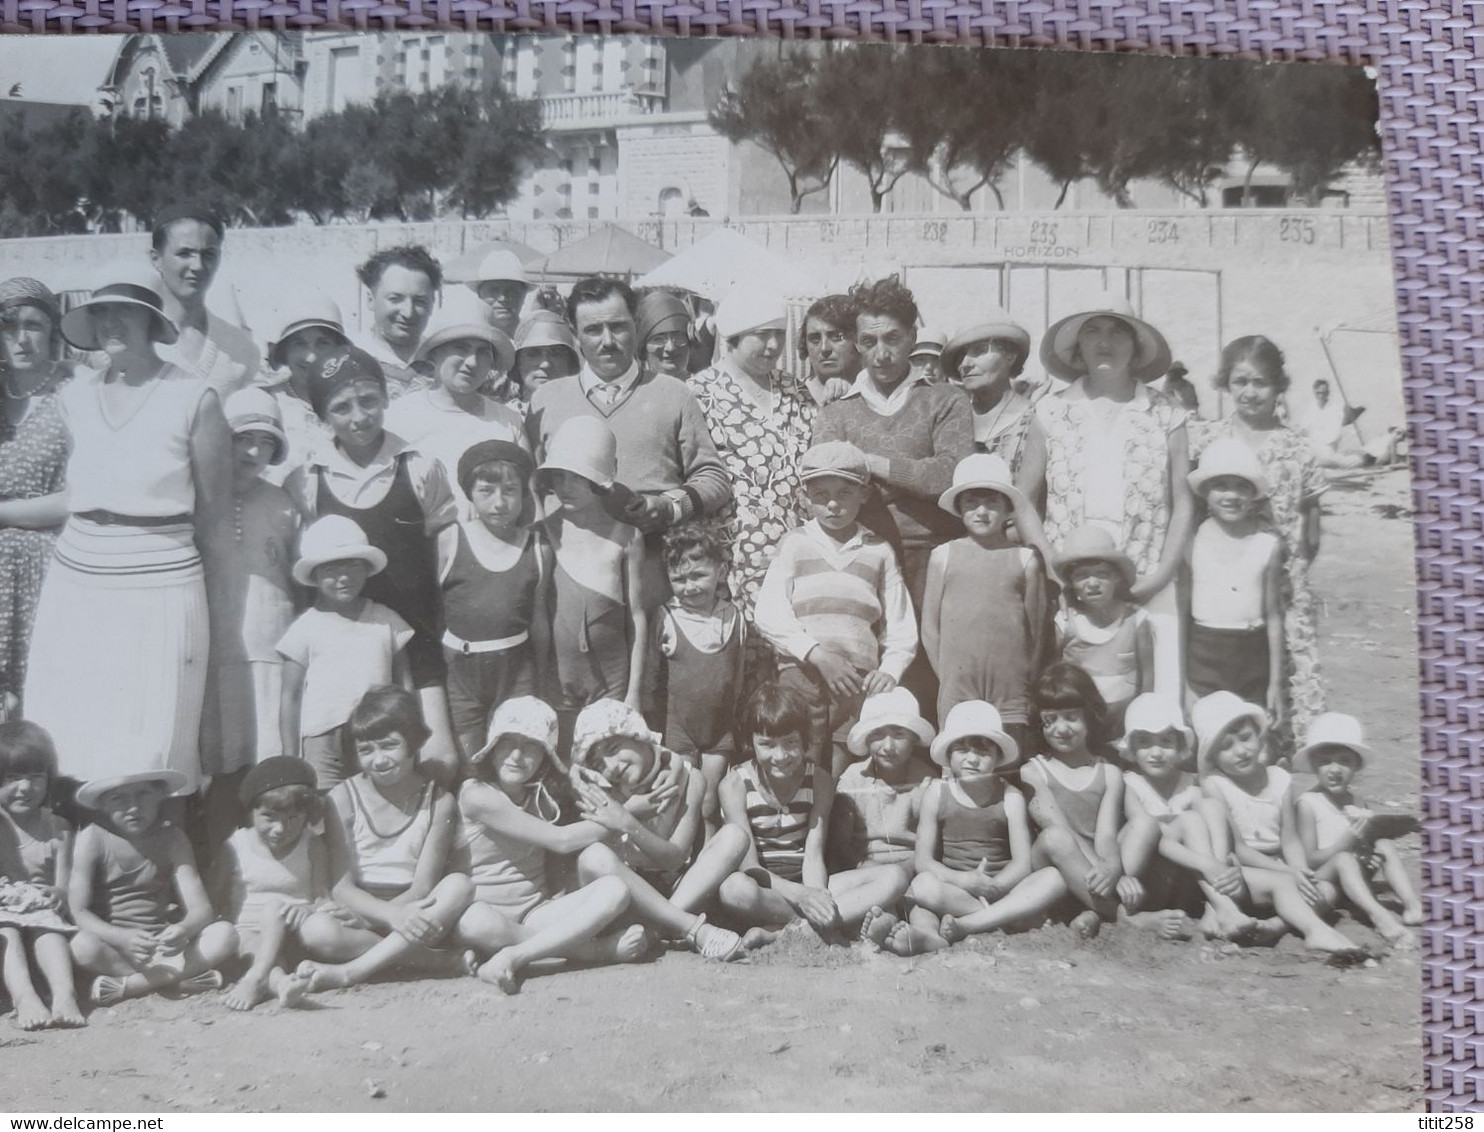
[905, 701, 1067, 949]
[1194, 692, 1366, 960]
[0, 722, 83, 1029]
[922, 452, 1045, 733]
[538, 418, 648, 723]
[277, 515, 414, 788]
[298, 687, 476, 992]
[716, 683, 857, 947]
[568, 699, 746, 961]
[1185, 438, 1284, 715]
[655, 526, 746, 829]
[754, 442, 917, 776]
[1294, 712, 1421, 948]
[438, 439, 553, 763]
[69, 770, 238, 1007]
[452, 697, 644, 993]
[1019, 663, 1140, 938]
[1116, 695, 1254, 943]
[1053, 528, 1154, 734]
[828, 688, 932, 952]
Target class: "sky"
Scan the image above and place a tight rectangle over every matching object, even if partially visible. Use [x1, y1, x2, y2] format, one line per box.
[0, 37, 120, 106]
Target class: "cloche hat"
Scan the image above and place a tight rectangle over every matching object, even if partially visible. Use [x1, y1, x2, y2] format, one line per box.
[1039, 291, 1171, 383]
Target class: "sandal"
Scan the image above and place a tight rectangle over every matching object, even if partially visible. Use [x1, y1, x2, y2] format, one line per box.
[685, 914, 743, 962]
[91, 975, 126, 1007]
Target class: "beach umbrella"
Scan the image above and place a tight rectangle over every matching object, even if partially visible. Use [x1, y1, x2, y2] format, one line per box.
[536, 225, 670, 280]
[637, 228, 825, 302]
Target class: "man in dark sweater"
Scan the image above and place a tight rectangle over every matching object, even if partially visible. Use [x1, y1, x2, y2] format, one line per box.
[811, 276, 973, 724]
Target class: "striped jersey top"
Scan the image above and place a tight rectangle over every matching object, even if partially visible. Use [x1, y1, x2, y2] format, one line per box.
[733, 760, 814, 883]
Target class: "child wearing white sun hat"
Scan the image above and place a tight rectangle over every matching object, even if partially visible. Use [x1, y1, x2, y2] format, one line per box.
[901, 700, 1070, 953]
[276, 516, 412, 788]
[1293, 712, 1421, 948]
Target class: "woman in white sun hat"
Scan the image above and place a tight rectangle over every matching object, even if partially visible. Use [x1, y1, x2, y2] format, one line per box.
[1014, 291, 1193, 699]
[385, 289, 525, 515]
[25, 265, 233, 795]
[903, 700, 1070, 950]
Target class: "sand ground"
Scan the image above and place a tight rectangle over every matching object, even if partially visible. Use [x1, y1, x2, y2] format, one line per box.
[3, 469, 1424, 1113]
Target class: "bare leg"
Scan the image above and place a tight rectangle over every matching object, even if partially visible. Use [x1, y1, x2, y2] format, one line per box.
[1, 927, 49, 1030]
[1119, 815, 1161, 911]
[575, 843, 699, 941]
[1329, 851, 1412, 948]
[475, 877, 630, 993]
[699, 753, 729, 836]
[224, 904, 292, 1011]
[1374, 840, 1423, 924]
[941, 868, 1067, 941]
[32, 931, 85, 1027]
[669, 823, 749, 914]
[715, 872, 795, 933]
[73, 922, 239, 1003]
[1166, 812, 1255, 939]
[828, 865, 911, 931]
[1031, 827, 1116, 926]
[297, 876, 475, 990]
[1244, 870, 1361, 954]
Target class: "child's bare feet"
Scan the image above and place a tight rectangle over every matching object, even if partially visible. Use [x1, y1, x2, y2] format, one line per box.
[940, 915, 967, 945]
[1376, 915, 1416, 950]
[1303, 922, 1365, 958]
[1116, 876, 1146, 912]
[1198, 906, 1258, 943]
[1401, 904, 1424, 927]
[296, 961, 351, 994]
[476, 951, 522, 995]
[1070, 910, 1101, 940]
[223, 975, 269, 1012]
[273, 967, 311, 1008]
[1244, 917, 1288, 948]
[1127, 909, 1193, 941]
[858, 906, 899, 949]
[615, 924, 656, 964]
[883, 922, 946, 956]
[47, 995, 86, 1029]
[13, 995, 50, 1031]
[741, 927, 781, 951]
[90, 975, 127, 1007]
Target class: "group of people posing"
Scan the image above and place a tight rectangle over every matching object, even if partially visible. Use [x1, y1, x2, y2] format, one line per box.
[0, 208, 1419, 1030]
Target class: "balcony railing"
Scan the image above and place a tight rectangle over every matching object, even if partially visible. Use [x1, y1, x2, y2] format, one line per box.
[538, 90, 664, 129]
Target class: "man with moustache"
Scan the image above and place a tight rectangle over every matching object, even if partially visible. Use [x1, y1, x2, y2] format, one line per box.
[150, 204, 260, 398]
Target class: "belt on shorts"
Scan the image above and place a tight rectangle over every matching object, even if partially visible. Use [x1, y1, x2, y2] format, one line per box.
[76, 510, 194, 527]
[442, 629, 529, 655]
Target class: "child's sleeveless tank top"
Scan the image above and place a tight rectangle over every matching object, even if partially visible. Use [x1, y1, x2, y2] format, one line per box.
[1060, 610, 1142, 709]
[228, 825, 319, 921]
[314, 453, 439, 642]
[454, 784, 560, 921]
[1296, 790, 1351, 853]
[441, 524, 539, 644]
[1028, 756, 1107, 842]
[1189, 523, 1278, 630]
[660, 602, 745, 755]
[834, 761, 926, 866]
[1124, 772, 1201, 825]
[90, 825, 176, 932]
[938, 781, 1012, 873]
[336, 777, 438, 896]
[1207, 767, 1291, 857]
[735, 761, 812, 883]
[4, 808, 66, 884]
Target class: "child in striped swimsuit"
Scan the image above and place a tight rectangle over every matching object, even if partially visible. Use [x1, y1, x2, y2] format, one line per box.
[717, 683, 852, 949]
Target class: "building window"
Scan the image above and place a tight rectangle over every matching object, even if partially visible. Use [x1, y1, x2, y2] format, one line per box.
[260, 82, 277, 116]
[588, 206, 600, 219]
[329, 45, 359, 114]
[226, 86, 241, 121]
[426, 36, 446, 89]
[658, 187, 685, 217]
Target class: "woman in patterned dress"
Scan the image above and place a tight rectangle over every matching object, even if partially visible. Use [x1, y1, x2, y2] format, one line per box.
[1014, 293, 1194, 699]
[1188, 335, 1328, 760]
[0, 279, 71, 713]
[690, 283, 816, 628]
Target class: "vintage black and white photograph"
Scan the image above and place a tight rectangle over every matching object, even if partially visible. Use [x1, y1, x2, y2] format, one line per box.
[0, 32, 1421, 1111]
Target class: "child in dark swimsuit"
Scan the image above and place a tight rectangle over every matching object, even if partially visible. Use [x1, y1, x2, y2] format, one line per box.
[654, 525, 745, 830]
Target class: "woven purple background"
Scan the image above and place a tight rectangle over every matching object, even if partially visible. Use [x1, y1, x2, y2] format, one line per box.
[0, 0, 1457, 1110]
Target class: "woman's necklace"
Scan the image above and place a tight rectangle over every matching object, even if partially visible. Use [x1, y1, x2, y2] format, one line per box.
[3, 365, 57, 401]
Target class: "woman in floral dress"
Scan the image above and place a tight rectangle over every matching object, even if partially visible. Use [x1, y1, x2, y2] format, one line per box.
[691, 283, 816, 626]
[1015, 293, 1193, 699]
[0, 279, 70, 713]
[1188, 335, 1328, 760]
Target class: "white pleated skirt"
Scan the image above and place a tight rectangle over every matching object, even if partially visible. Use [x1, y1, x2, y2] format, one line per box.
[24, 518, 208, 792]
